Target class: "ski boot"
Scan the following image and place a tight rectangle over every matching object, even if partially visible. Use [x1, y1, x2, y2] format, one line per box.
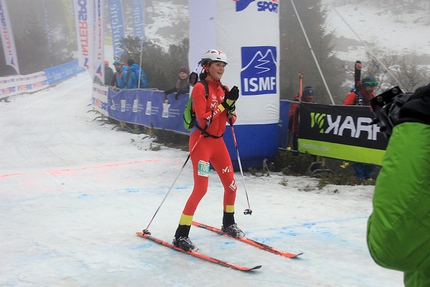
[222, 223, 246, 238]
[172, 236, 197, 252]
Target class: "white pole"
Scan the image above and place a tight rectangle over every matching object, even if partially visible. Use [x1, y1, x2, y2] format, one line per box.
[290, 0, 335, 105]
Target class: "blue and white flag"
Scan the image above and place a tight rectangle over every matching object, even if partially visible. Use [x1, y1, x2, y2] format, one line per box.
[107, 0, 125, 59]
[131, 0, 145, 41]
[0, 0, 20, 74]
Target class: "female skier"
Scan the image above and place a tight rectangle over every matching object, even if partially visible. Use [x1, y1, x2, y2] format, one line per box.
[173, 49, 243, 251]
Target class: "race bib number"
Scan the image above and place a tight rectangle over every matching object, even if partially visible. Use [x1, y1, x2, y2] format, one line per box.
[197, 160, 210, 177]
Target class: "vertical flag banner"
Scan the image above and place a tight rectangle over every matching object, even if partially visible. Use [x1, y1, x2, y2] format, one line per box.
[43, 0, 53, 67]
[74, 0, 95, 77]
[131, 0, 145, 41]
[0, 0, 20, 74]
[189, 0, 280, 169]
[107, 0, 125, 59]
[62, 0, 76, 41]
[94, 0, 104, 83]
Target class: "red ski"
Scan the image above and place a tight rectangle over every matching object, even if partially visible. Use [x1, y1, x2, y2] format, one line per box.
[192, 221, 303, 259]
[136, 231, 262, 272]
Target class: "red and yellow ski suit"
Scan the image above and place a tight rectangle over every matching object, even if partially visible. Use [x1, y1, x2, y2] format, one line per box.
[177, 79, 237, 233]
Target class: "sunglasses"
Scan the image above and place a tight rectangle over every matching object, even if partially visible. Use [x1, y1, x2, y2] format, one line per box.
[364, 82, 378, 86]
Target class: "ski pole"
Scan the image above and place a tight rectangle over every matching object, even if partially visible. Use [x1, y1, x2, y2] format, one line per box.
[142, 123, 208, 235]
[298, 72, 304, 101]
[228, 116, 252, 215]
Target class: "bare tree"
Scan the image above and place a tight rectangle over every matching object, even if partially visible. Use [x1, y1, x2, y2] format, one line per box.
[365, 49, 430, 93]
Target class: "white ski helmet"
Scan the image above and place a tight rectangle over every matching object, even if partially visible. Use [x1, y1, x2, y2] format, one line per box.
[200, 49, 228, 65]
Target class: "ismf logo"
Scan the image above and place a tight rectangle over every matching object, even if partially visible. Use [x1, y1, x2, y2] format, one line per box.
[235, 0, 278, 13]
[241, 46, 277, 96]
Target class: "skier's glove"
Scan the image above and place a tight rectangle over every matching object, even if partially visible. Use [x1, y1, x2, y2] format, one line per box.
[221, 86, 239, 111]
[226, 86, 239, 101]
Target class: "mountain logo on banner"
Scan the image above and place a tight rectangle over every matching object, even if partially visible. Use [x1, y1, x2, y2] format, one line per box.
[240, 46, 277, 96]
[235, 0, 279, 13]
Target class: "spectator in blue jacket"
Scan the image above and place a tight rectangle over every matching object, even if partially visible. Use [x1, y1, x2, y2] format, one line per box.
[113, 60, 128, 89]
[125, 59, 149, 89]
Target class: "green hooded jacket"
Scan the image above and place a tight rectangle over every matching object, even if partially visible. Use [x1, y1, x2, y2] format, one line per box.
[367, 83, 430, 287]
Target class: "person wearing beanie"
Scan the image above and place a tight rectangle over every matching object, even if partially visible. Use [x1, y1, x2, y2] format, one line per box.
[112, 60, 128, 89]
[343, 75, 378, 106]
[343, 75, 378, 179]
[164, 66, 190, 101]
[288, 86, 315, 150]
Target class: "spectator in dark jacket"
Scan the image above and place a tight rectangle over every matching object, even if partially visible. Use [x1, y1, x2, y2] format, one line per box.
[164, 66, 190, 101]
[104, 60, 114, 85]
[288, 86, 314, 150]
[343, 75, 378, 179]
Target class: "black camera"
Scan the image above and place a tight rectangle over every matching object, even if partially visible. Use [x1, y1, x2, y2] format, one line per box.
[370, 86, 412, 139]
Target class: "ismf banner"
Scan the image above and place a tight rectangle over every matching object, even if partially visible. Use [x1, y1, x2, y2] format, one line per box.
[298, 103, 388, 165]
[0, 0, 19, 74]
[188, 0, 280, 169]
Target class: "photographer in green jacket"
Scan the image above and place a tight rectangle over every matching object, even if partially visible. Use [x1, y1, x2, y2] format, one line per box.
[367, 82, 430, 287]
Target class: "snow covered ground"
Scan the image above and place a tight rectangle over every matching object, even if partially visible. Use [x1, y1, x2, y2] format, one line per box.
[0, 72, 405, 286]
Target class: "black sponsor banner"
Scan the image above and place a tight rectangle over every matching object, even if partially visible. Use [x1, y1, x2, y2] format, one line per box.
[299, 103, 387, 149]
[297, 103, 388, 165]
